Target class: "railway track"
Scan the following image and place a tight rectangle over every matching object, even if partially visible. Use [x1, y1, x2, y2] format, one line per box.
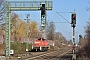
[34, 49, 72, 60]
[0, 47, 72, 60]
[22, 50, 61, 60]
[22, 47, 72, 60]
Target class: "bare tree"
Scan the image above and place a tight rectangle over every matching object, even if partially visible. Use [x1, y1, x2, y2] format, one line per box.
[0, 0, 5, 25]
[86, 2, 90, 20]
[77, 22, 90, 58]
[86, 2, 90, 11]
[46, 22, 55, 40]
[85, 22, 90, 45]
[0, 0, 5, 30]
[68, 39, 72, 45]
[77, 2, 90, 58]
[54, 32, 61, 41]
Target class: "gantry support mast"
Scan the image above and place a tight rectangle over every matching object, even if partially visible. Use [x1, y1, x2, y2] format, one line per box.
[6, 0, 52, 56]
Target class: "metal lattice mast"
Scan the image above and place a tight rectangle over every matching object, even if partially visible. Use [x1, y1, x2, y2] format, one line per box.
[6, 1, 10, 56]
[26, 14, 30, 55]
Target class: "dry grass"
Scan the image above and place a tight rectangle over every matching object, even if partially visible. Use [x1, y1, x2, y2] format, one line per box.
[0, 44, 5, 55]
[0, 42, 32, 55]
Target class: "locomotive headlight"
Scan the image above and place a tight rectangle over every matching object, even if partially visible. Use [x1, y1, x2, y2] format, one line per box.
[34, 42, 40, 44]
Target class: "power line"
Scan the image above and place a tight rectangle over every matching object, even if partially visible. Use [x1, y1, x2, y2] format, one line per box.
[57, 12, 73, 13]
[51, 10, 72, 37]
[54, 22, 70, 23]
[56, 12, 70, 23]
[57, 25, 72, 40]
[51, 21, 72, 39]
[52, 9, 73, 39]
[33, 0, 40, 7]
[48, 14, 71, 39]
[53, 9, 71, 23]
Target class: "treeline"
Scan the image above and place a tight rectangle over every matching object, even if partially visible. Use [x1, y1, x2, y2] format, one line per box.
[0, 12, 41, 38]
[77, 22, 90, 59]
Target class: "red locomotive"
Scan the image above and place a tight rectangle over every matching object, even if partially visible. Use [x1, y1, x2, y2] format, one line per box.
[32, 38, 49, 51]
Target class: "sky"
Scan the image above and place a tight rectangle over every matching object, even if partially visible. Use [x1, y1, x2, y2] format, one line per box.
[7, 0, 90, 42]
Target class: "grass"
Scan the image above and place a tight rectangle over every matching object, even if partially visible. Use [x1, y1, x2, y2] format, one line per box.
[0, 42, 32, 55]
[11, 42, 32, 54]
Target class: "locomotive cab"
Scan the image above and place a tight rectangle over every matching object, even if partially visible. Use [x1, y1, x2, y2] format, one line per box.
[32, 38, 49, 51]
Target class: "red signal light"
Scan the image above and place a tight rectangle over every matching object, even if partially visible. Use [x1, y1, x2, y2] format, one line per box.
[41, 9, 45, 16]
[73, 15, 76, 19]
[71, 13, 76, 24]
[72, 14, 76, 19]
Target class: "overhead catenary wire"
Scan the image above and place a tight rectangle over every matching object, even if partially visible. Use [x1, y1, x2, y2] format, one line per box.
[56, 25, 72, 40]
[33, 0, 40, 7]
[56, 12, 70, 23]
[52, 9, 73, 39]
[51, 22, 72, 40]
[53, 9, 71, 23]
[57, 12, 73, 13]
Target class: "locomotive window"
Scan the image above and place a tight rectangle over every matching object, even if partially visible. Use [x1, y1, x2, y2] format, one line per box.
[38, 38, 41, 40]
[42, 38, 45, 41]
[38, 38, 45, 41]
